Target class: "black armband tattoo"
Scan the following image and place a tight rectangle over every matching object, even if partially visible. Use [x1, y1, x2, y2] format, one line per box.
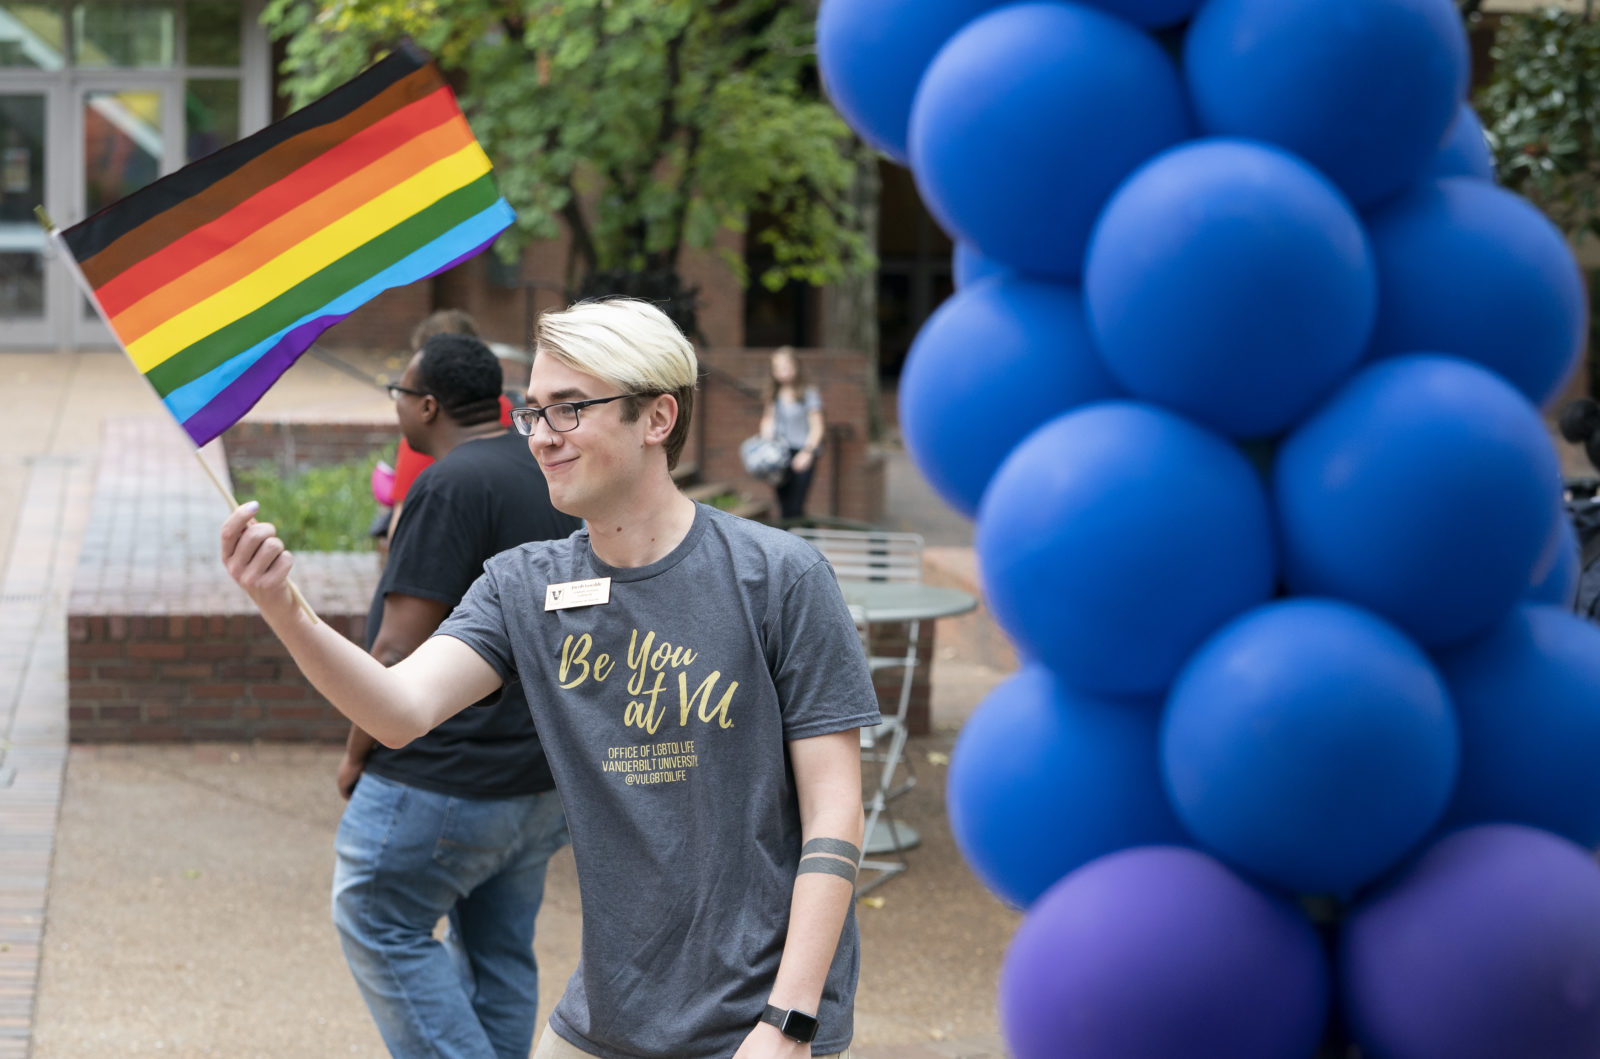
[802, 837, 862, 865]
[798, 856, 858, 883]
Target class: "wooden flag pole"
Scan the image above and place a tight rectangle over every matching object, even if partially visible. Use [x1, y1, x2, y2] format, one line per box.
[191, 448, 320, 623]
[36, 206, 319, 624]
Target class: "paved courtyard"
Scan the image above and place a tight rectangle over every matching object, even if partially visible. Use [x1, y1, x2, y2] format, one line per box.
[0, 349, 1017, 1058]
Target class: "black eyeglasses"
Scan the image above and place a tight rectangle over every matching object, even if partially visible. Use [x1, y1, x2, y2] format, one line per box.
[511, 394, 644, 435]
[386, 383, 430, 401]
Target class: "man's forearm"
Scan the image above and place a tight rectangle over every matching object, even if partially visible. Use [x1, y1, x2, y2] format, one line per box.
[767, 804, 865, 1014]
[258, 596, 434, 748]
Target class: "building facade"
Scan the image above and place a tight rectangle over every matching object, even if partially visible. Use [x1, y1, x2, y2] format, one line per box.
[0, 0, 271, 349]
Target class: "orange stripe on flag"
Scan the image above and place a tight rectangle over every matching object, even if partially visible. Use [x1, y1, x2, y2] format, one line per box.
[111, 114, 478, 345]
[94, 86, 463, 319]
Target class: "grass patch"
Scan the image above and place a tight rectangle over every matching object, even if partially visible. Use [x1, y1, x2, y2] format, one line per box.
[231, 454, 387, 552]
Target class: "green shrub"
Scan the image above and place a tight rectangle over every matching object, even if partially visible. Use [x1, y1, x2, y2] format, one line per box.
[231, 455, 387, 552]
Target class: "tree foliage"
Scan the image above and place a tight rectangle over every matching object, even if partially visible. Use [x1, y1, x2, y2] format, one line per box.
[1475, 4, 1600, 393]
[1477, 5, 1600, 240]
[261, 0, 873, 316]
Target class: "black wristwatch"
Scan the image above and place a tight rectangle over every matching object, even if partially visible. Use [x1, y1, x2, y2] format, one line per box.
[760, 1003, 819, 1044]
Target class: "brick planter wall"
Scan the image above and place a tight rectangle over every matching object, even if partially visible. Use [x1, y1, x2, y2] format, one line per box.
[68, 558, 374, 743]
[73, 410, 901, 742]
[222, 419, 397, 476]
[67, 420, 378, 743]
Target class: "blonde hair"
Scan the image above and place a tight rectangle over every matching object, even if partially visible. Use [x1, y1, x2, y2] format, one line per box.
[534, 298, 698, 469]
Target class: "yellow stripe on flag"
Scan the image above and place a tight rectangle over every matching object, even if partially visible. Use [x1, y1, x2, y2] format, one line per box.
[126, 141, 492, 372]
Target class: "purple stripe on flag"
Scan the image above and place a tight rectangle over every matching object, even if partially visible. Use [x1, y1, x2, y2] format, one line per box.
[180, 234, 500, 447]
[178, 313, 351, 446]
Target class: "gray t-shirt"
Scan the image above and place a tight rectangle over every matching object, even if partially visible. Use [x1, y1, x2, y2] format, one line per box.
[773, 386, 822, 451]
[436, 503, 880, 1059]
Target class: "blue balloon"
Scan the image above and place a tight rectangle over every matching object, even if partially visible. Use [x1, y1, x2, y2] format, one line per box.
[1275, 355, 1562, 648]
[978, 401, 1277, 696]
[947, 665, 1186, 909]
[1185, 0, 1468, 206]
[1528, 514, 1580, 608]
[900, 277, 1122, 518]
[1364, 178, 1585, 407]
[1433, 605, 1600, 848]
[1163, 599, 1458, 895]
[1077, 0, 1203, 29]
[1425, 103, 1495, 182]
[1085, 139, 1376, 439]
[909, 1, 1191, 279]
[1002, 846, 1329, 1059]
[815, 0, 1007, 163]
[1343, 824, 1600, 1059]
[952, 241, 1009, 288]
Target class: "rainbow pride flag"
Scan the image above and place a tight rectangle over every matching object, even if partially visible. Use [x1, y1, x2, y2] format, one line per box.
[59, 42, 515, 446]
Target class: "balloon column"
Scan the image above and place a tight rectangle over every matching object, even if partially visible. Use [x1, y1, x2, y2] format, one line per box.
[821, 1, 1600, 1057]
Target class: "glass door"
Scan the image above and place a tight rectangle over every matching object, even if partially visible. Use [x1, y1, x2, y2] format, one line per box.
[70, 76, 180, 347]
[0, 0, 260, 350]
[0, 88, 54, 346]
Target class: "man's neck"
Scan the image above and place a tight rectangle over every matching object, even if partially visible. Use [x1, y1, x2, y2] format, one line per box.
[585, 482, 698, 570]
[424, 420, 503, 462]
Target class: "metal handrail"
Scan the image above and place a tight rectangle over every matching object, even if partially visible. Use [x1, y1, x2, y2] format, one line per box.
[700, 362, 764, 402]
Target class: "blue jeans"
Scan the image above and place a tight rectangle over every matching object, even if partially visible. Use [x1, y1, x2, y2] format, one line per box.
[333, 771, 570, 1059]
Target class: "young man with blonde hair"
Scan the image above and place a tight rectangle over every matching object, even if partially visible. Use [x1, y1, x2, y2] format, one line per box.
[221, 298, 877, 1059]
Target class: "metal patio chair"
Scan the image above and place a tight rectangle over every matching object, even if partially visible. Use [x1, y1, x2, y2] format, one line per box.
[791, 526, 925, 894]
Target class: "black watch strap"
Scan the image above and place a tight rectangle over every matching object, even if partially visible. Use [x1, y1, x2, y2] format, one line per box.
[760, 1003, 819, 1044]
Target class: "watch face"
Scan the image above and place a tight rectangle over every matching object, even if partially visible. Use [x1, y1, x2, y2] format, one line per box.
[781, 1009, 820, 1043]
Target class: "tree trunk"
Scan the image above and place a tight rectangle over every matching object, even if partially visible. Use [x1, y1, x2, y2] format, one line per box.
[821, 141, 884, 440]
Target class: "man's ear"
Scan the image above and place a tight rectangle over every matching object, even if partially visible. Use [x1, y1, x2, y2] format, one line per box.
[643, 394, 678, 447]
[419, 394, 440, 424]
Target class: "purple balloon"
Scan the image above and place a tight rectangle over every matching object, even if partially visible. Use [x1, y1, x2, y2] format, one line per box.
[1433, 606, 1600, 848]
[1343, 824, 1600, 1059]
[1001, 846, 1329, 1059]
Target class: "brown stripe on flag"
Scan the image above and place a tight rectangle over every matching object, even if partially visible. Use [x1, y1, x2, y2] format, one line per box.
[80, 64, 443, 289]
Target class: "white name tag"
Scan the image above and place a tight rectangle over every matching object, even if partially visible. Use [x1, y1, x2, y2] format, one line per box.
[545, 577, 612, 611]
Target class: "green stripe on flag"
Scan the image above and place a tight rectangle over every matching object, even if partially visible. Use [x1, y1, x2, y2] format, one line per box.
[145, 172, 500, 397]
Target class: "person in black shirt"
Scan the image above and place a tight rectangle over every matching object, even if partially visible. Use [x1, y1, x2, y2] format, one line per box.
[333, 332, 581, 1059]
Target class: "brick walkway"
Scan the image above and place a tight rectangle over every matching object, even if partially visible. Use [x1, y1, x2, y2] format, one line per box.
[0, 456, 93, 1059]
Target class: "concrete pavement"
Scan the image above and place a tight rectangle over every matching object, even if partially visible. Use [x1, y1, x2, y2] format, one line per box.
[0, 349, 1018, 1058]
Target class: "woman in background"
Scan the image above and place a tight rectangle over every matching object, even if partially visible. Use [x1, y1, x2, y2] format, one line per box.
[760, 346, 825, 520]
